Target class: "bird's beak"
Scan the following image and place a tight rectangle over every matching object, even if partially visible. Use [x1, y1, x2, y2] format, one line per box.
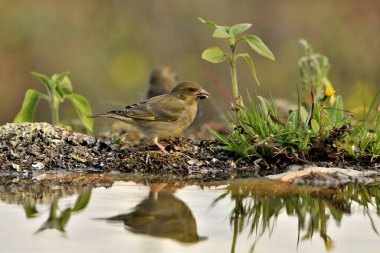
[195, 88, 209, 100]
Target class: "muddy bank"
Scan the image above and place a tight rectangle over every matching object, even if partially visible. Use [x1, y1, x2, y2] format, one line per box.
[0, 123, 378, 183]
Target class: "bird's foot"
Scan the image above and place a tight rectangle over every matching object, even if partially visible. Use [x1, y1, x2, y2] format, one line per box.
[153, 138, 170, 156]
[158, 145, 170, 156]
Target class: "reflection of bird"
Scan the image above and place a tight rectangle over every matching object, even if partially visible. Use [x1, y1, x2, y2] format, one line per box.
[147, 66, 177, 99]
[107, 189, 206, 243]
[92, 82, 209, 154]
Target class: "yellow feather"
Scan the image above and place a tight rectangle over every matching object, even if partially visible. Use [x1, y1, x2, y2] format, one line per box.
[128, 115, 156, 121]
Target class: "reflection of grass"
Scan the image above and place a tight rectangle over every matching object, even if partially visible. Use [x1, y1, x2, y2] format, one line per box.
[213, 180, 380, 252]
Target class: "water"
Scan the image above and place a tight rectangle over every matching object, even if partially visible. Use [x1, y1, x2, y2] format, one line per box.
[0, 178, 379, 253]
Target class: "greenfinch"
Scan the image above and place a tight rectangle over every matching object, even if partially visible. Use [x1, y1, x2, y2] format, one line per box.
[147, 66, 177, 99]
[93, 82, 209, 154]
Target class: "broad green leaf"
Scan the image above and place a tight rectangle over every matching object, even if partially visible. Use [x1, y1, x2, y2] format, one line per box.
[243, 35, 275, 60]
[60, 76, 73, 94]
[14, 89, 41, 122]
[31, 72, 54, 95]
[66, 94, 94, 132]
[345, 142, 355, 157]
[313, 101, 321, 123]
[202, 46, 228, 63]
[72, 189, 92, 212]
[54, 84, 65, 102]
[198, 17, 234, 40]
[52, 71, 70, 84]
[237, 53, 259, 86]
[229, 23, 252, 36]
[198, 17, 223, 29]
[52, 72, 70, 101]
[52, 71, 73, 95]
[300, 106, 308, 123]
[311, 119, 320, 133]
[213, 27, 231, 38]
[329, 95, 344, 124]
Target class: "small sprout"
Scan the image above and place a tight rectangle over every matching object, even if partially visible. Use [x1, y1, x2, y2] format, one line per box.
[14, 71, 94, 133]
[199, 18, 274, 111]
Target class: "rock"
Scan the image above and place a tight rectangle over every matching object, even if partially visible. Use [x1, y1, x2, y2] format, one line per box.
[267, 166, 380, 186]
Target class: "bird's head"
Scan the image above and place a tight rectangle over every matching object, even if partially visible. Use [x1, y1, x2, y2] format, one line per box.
[170, 82, 209, 101]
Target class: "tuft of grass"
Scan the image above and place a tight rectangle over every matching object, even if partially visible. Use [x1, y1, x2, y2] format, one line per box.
[337, 91, 380, 160]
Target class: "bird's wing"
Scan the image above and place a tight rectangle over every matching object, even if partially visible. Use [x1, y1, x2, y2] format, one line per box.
[124, 94, 185, 122]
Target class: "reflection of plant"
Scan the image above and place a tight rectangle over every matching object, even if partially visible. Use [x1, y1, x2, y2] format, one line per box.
[213, 180, 380, 252]
[23, 188, 92, 233]
[14, 71, 93, 133]
[199, 18, 274, 110]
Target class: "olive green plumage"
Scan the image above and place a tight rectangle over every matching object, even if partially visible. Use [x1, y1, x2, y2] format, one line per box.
[93, 81, 209, 154]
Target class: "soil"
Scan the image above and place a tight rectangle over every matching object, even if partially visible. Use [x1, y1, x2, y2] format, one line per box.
[0, 122, 378, 183]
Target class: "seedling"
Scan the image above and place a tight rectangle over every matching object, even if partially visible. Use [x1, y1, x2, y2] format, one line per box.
[199, 17, 274, 109]
[14, 71, 93, 133]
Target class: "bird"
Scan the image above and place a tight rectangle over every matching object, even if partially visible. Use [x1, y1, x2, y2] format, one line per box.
[92, 82, 209, 155]
[146, 66, 177, 99]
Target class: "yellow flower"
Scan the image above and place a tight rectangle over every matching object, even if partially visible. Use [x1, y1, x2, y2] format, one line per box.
[325, 87, 336, 97]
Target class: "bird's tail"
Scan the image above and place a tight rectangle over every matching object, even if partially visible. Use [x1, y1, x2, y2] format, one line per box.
[89, 111, 134, 124]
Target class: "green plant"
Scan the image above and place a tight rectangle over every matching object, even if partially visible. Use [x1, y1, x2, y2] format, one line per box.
[338, 91, 380, 159]
[298, 39, 334, 98]
[211, 39, 379, 161]
[198, 18, 274, 109]
[211, 94, 314, 159]
[14, 71, 93, 133]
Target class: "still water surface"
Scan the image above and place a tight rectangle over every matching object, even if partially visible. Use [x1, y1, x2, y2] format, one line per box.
[0, 178, 379, 253]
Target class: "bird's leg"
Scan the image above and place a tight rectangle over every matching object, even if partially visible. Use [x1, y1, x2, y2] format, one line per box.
[149, 183, 168, 200]
[153, 137, 169, 155]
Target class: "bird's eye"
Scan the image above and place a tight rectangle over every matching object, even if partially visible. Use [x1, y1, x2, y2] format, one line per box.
[188, 88, 197, 92]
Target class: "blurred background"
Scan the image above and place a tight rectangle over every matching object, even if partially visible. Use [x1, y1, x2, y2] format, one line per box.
[0, 0, 379, 129]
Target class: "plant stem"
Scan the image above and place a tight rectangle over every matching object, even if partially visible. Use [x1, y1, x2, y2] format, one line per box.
[51, 97, 60, 125]
[230, 45, 239, 105]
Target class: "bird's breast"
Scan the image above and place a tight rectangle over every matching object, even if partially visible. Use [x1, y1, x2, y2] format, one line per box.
[181, 103, 197, 126]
